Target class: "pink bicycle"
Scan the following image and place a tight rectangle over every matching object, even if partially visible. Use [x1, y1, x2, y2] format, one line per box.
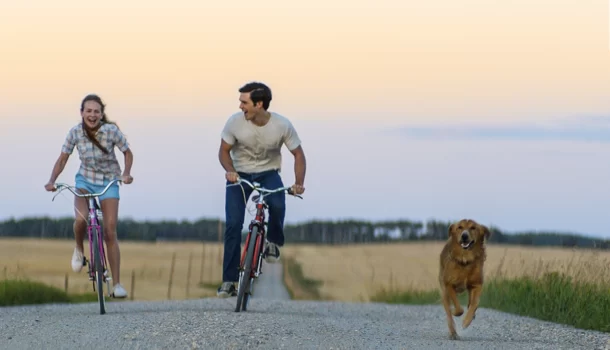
[52, 179, 122, 315]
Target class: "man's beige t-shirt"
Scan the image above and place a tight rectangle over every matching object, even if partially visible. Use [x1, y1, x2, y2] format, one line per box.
[221, 111, 302, 174]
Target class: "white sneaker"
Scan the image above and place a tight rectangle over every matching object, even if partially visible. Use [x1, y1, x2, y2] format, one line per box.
[113, 283, 128, 298]
[71, 248, 85, 272]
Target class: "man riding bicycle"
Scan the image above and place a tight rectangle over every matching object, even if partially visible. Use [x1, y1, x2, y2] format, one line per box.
[217, 81, 307, 297]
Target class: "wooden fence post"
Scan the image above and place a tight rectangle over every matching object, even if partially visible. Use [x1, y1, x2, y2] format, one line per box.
[186, 252, 193, 298]
[207, 244, 214, 283]
[167, 252, 176, 299]
[130, 270, 135, 301]
[199, 243, 205, 284]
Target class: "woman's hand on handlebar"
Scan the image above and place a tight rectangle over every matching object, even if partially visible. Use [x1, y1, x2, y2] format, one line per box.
[121, 174, 134, 184]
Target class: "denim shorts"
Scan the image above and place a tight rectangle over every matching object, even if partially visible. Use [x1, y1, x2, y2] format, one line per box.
[75, 173, 120, 202]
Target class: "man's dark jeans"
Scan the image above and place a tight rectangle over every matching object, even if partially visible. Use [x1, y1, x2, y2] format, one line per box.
[222, 169, 286, 282]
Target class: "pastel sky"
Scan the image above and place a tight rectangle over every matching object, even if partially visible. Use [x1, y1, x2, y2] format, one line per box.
[1, 1, 609, 238]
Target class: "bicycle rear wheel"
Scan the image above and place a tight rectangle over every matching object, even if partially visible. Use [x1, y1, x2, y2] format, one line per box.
[235, 225, 258, 312]
[91, 226, 106, 315]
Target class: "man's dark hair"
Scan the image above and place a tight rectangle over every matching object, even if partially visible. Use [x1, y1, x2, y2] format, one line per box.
[239, 82, 272, 110]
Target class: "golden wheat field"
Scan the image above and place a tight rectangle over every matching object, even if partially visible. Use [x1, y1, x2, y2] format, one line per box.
[0, 238, 225, 301]
[2, 238, 610, 304]
[281, 242, 610, 302]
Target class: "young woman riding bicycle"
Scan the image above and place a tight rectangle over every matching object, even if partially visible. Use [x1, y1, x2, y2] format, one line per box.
[44, 94, 134, 298]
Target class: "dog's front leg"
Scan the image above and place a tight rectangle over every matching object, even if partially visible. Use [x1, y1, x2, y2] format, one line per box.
[450, 288, 463, 317]
[462, 284, 482, 329]
[467, 287, 476, 321]
[442, 286, 458, 340]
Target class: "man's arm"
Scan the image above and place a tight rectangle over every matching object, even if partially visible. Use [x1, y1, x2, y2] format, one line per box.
[218, 139, 237, 173]
[290, 145, 306, 186]
[282, 119, 306, 188]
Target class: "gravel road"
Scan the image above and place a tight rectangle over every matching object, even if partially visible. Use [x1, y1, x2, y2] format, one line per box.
[0, 262, 608, 350]
[250, 261, 291, 300]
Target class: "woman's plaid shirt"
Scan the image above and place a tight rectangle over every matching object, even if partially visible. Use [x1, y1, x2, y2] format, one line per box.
[61, 122, 130, 185]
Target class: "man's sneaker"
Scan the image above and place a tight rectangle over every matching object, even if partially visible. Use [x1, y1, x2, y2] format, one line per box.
[263, 241, 280, 263]
[217, 282, 236, 298]
[112, 283, 128, 298]
[71, 248, 85, 273]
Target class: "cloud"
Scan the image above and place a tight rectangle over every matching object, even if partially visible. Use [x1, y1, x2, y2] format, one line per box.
[395, 116, 610, 143]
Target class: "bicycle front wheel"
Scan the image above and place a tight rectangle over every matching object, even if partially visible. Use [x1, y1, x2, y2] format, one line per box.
[235, 226, 258, 312]
[92, 226, 106, 315]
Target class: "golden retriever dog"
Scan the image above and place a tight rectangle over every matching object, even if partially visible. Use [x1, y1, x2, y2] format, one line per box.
[438, 219, 491, 340]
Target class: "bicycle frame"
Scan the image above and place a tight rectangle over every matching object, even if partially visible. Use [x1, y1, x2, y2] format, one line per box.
[241, 193, 266, 282]
[228, 177, 302, 312]
[52, 179, 122, 314]
[85, 196, 108, 284]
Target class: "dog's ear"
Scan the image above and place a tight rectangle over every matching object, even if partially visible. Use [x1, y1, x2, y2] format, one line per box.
[480, 224, 491, 241]
[447, 223, 456, 238]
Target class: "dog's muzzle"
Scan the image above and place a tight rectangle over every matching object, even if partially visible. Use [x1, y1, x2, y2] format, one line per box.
[460, 231, 474, 249]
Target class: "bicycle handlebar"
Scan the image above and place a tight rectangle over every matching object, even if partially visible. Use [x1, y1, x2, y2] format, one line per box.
[52, 179, 123, 201]
[227, 178, 303, 199]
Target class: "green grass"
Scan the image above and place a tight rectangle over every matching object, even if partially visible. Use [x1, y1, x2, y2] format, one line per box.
[283, 257, 323, 300]
[0, 279, 99, 306]
[372, 287, 441, 305]
[371, 272, 610, 333]
[198, 281, 222, 290]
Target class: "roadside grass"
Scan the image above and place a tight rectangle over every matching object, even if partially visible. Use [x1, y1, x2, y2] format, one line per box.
[282, 257, 324, 300]
[371, 272, 610, 332]
[370, 250, 610, 333]
[1, 279, 110, 306]
[283, 246, 610, 333]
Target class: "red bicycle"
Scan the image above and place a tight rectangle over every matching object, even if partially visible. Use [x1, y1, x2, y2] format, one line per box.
[227, 177, 303, 312]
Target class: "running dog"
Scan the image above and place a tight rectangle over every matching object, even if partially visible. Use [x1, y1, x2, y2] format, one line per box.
[438, 218, 491, 340]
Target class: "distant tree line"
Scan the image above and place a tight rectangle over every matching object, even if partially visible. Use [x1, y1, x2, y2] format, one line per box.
[0, 216, 608, 250]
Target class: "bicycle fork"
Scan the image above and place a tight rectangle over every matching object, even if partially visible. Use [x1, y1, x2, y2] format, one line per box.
[251, 221, 267, 278]
[238, 220, 265, 295]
